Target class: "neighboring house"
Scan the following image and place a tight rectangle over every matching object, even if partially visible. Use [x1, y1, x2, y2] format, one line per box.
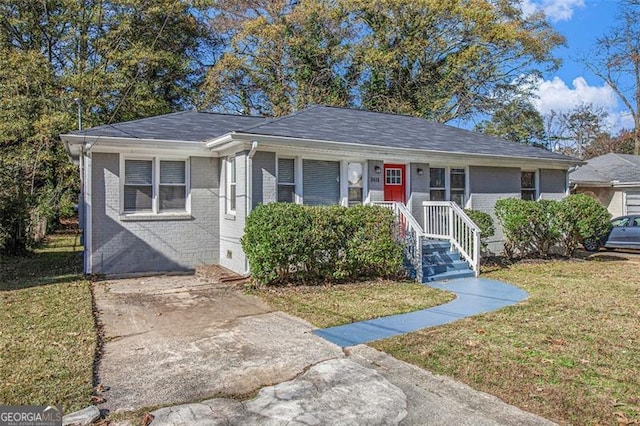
[61, 105, 578, 277]
[569, 153, 640, 217]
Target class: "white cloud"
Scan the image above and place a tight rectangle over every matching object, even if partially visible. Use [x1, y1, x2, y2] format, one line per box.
[531, 76, 633, 132]
[608, 110, 635, 131]
[532, 76, 617, 113]
[521, 0, 585, 22]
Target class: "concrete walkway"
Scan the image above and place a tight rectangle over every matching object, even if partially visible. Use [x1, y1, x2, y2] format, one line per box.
[314, 278, 528, 347]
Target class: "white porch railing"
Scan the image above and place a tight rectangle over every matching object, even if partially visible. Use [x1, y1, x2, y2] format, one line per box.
[423, 201, 481, 277]
[372, 201, 425, 281]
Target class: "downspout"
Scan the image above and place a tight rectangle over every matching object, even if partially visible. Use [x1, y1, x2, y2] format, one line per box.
[245, 141, 259, 274]
[566, 165, 580, 195]
[83, 146, 93, 275]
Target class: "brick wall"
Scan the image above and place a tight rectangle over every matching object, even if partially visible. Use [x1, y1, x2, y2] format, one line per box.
[90, 153, 219, 276]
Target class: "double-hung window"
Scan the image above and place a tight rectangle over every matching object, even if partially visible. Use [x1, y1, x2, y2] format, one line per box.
[429, 167, 467, 206]
[123, 158, 188, 214]
[450, 168, 466, 207]
[159, 161, 186, 212]
[521, 171, 537, 201]
[429, 168, 446, 201]
[277, 158, 296, 202]
[227, 157, 237, 213]
[124, 160, 153, 212]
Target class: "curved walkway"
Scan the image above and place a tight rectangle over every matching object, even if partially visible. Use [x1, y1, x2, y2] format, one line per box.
[314, 278, 528, 347]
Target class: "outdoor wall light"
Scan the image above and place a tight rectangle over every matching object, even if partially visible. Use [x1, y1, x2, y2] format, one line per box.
[374, 165, 382, 174]
[417, 168, 424, 175]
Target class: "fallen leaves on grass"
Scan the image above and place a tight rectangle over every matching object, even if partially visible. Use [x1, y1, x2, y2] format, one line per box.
[248, 280, 454, 328]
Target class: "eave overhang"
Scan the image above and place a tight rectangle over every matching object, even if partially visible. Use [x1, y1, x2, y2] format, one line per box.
[60, 134, 216, 161]
[206, 132, 583, 170]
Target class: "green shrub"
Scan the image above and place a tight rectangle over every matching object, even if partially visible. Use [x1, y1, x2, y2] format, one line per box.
[464, 209, 495, 251]
[307, 205, 350, 280]
[556, 194, 611, 255]
[242, 203, 403, 285]
[343, 205, 404, 279]
[242, 203, 314, 285]
[494, 198, 560, 258]
[495, 195, 612, 259]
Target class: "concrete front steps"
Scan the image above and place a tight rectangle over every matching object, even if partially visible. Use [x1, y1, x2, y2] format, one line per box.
[422, 239, 475, 282]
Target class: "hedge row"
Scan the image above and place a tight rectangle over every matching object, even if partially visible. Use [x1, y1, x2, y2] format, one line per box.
[241, 203, 404, 285]
[464, 208, 495, 251]
[495, 194, 611, 258]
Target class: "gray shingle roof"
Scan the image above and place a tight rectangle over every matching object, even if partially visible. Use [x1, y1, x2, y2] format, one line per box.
[67, 105, 577, 162]
[570, 153, 640, 183]
[69, 111, 268, 142]
[569, 164, 612, 183]
[236, 106, 576, 161]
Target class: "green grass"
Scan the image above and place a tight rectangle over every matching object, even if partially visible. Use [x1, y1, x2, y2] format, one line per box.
[248, 280, 454, 328]
[0, 233, 96, 413]
[372, 258, 640, 425]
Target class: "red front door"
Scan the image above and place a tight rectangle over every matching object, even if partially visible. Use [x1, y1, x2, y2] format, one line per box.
[383, 164, 406, 203]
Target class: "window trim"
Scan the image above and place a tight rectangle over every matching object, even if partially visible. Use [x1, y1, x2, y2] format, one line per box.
[521, 170, 539, 201]
[428, 166, 469, 207]
[385, 167, 403, 185]
[429, 167, 446, 202]
[449, 167, 467, 207]
[120, 155, 190, 217]
[226, 156, 237, 214]
[276, 157, 296, 203]
[271, 153, 369, 207]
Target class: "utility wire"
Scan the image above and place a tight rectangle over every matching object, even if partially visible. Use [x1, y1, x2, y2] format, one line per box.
[86, 0, 180, 148]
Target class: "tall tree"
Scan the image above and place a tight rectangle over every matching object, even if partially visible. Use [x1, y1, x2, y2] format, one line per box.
[201, 0, 353, 116]
[545, 104, 610, 159]
[0, 0, 211, 250]
[0, 0, 210, 125]
[349, 0, 564, 122]
[584, 129, 635, 159]
[201, 0, 563, 121]
[583, 0, 640, 155]
[475, 99, 547, 147]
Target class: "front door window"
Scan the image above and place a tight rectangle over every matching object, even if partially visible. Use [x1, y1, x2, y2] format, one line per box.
[383, 164, 406, 203]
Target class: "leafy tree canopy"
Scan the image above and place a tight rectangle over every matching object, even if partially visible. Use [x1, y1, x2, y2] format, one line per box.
[0, 0, 212, 252]
[201, 0, 564, 121]
[475, 99, 547, 147]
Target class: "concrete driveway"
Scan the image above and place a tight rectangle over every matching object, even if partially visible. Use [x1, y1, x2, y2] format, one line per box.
[94, 275, 342, 412]
[94, 274, 554, 425]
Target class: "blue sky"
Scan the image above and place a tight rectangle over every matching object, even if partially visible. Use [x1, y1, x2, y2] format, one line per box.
[526, 0, 633, 132]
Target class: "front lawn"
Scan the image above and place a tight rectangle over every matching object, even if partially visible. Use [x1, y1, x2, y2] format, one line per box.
[0, 233, 96, 413]
[372, 258, 640, 425]
[248, 280, 454, 328]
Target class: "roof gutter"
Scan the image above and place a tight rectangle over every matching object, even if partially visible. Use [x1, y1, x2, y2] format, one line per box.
[246, 140, 259, 216]
[570, 181, 614, 188]
[612, 181, 640, 188]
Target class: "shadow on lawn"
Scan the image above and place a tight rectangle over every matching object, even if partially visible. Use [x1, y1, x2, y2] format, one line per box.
[0, 234, 83, 291]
